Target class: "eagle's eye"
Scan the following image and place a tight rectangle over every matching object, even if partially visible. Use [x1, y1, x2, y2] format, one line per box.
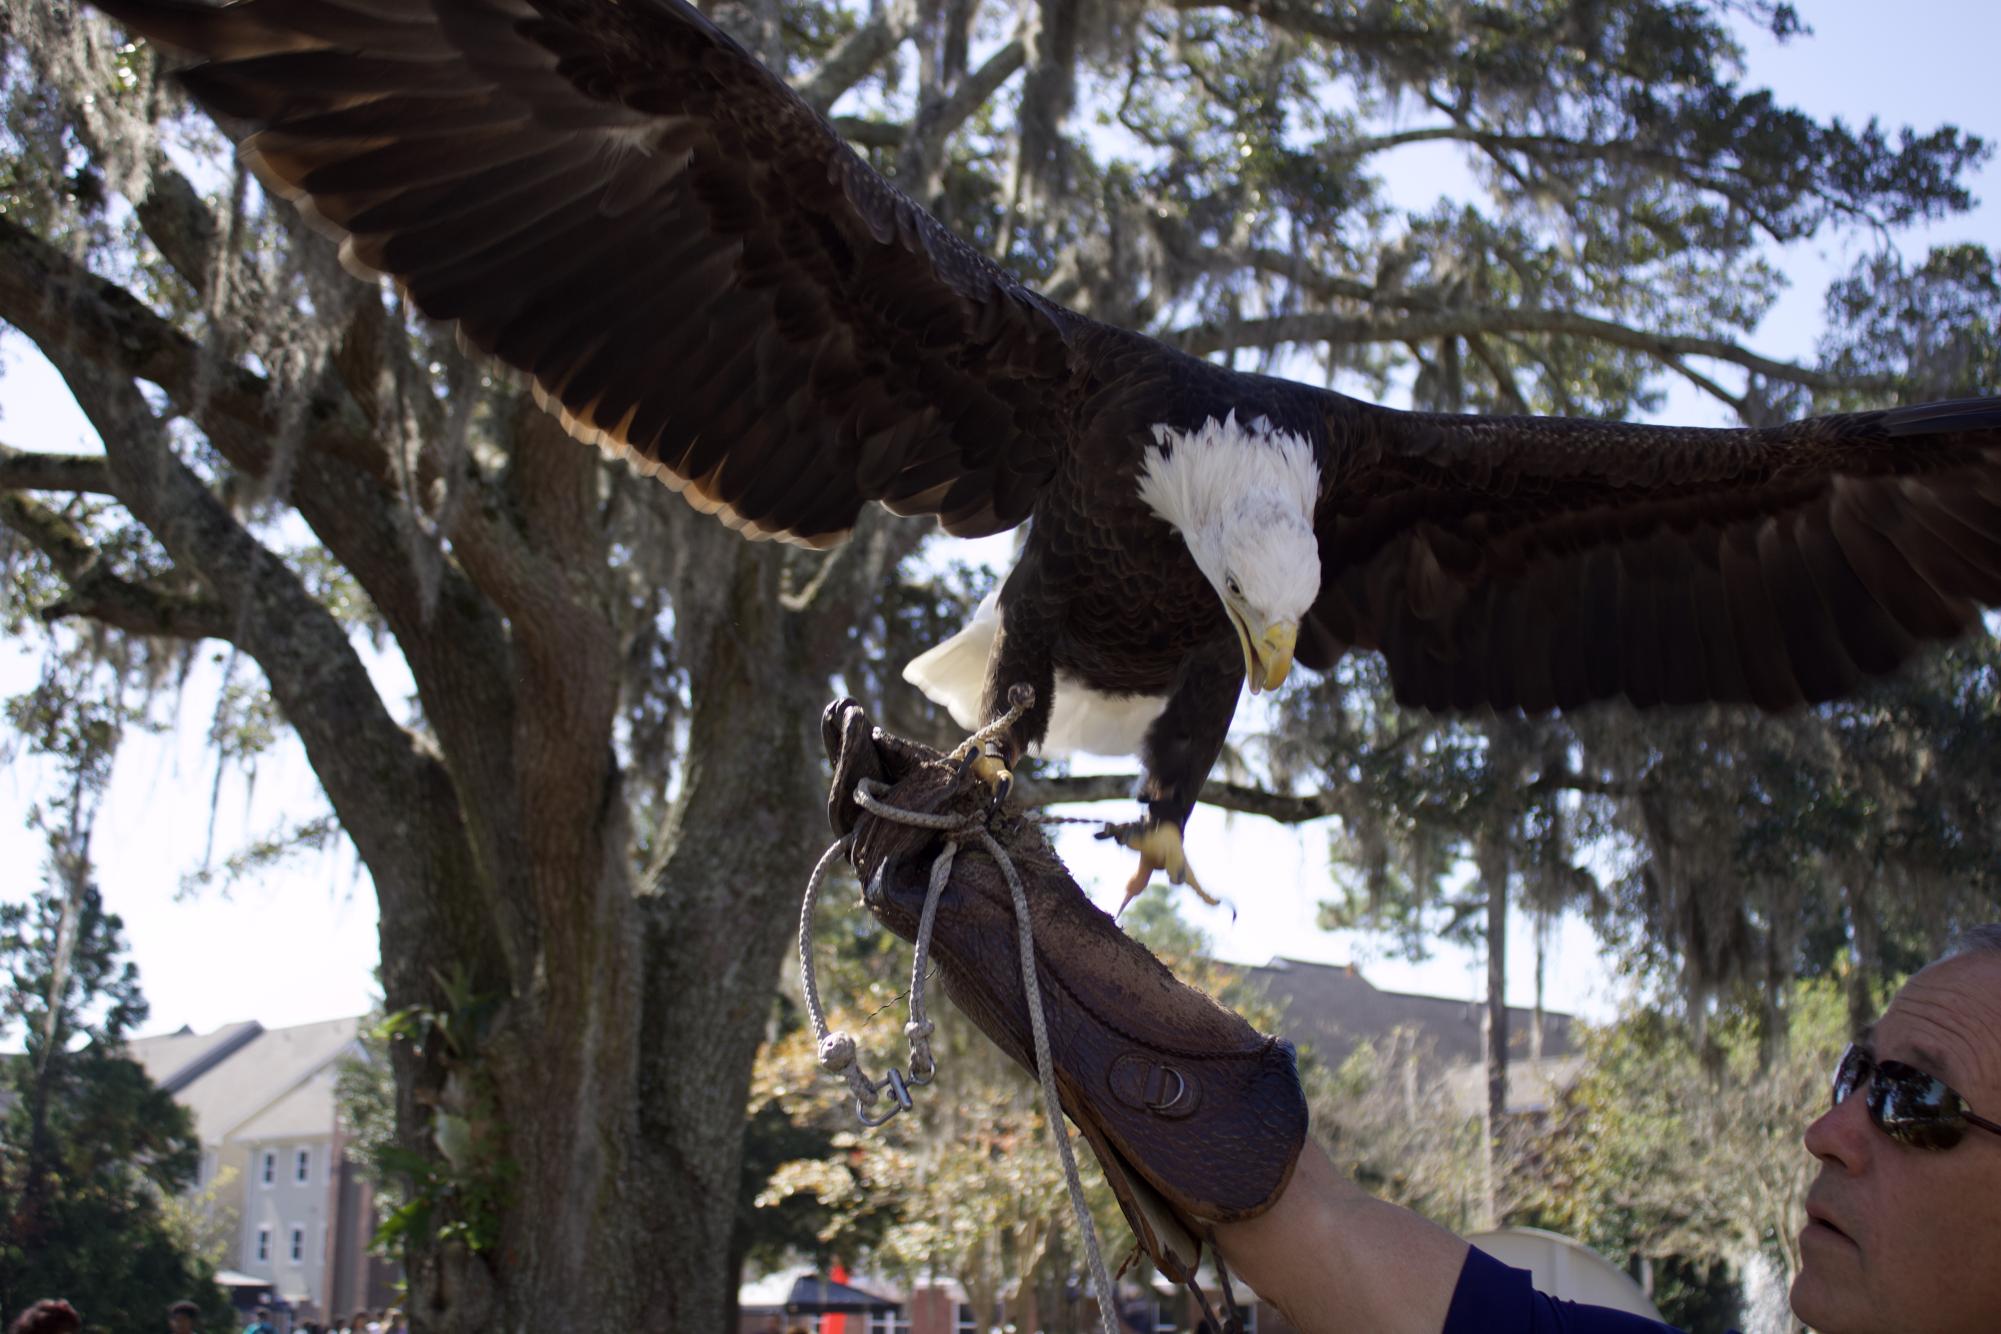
[1226, 576, 1242, 598]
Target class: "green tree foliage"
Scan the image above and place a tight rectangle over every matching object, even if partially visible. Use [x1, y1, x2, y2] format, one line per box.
[752, 870, 1127, 1331]
[1520, 979, 1853, 1331]
[0, 842, 231, 1330]
[1306, 1030, 1489, 1234]
[1284, 634, 2001, 1020]
[748, 885, 1266, 1326]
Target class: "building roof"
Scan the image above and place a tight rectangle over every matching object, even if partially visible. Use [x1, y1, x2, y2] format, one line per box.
[1232, 957, 1576, 1072]
[124, 1016, 361, 1144]
[238, 1064, 344, 1141]
[126, 1020, 264, 1094]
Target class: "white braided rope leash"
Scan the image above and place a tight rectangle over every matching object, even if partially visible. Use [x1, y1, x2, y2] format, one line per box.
[796, 725, 1118, 1334]
[796, 821, 955, 1126]
[972, 823, 1120, 1334]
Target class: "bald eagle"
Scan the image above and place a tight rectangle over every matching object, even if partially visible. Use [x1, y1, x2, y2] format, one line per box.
[95, 0, 2001, 905]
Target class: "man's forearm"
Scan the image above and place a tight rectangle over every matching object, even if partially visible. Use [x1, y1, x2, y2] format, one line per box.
[1212, 1138, 1470, 1334]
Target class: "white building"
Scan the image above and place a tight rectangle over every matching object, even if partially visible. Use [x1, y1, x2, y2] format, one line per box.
[127, 1017, 400, 1323]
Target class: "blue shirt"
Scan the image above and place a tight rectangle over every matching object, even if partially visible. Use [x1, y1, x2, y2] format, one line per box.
[1444, 1246, 1696, 1334]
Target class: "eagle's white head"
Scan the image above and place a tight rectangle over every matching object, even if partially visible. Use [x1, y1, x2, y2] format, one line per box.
[1137, 411, 1322, 693]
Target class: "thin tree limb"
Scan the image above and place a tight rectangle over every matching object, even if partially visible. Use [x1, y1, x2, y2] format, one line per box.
[26, 344, 447, 878]
[1168, 306, 1887, 394]
[794, 0, 920, 112]
[0, 216, 384, 481]
[0, 445, 115, 494]
[899, 38, 1028, 187]
[1168, 0, 1432, 52]
[1016, 772, 1343, 823]
[831, 115, 905, 148]
[0, 489, 235, 639]
[1665, 357, 1751, 416]
[1018, 759, 1633, 819]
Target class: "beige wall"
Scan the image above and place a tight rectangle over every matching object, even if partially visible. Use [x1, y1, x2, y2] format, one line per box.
[238, 1135, 337, 1311]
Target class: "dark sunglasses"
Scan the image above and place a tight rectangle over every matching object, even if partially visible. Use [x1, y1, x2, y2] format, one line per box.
[1832, 1043, 2001, 1151]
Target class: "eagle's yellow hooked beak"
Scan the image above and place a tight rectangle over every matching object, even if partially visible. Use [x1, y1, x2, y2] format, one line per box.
[1230, 613, 1298, 694]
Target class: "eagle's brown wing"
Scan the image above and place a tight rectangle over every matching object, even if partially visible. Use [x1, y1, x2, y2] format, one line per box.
[96, 0, 1082, 547]
[1303, 396, 2001, 712]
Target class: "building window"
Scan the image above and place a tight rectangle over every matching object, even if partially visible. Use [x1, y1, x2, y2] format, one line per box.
[255, 1227, 271, 1263]
[866, 1311, 910, 1334]
[289, 1225, 305, 1262]
[1154, 1296, 1178, 1333]
[260, 1149, 276, 1186]
[295, 1147, 311, 1184]
[953, 1303, 977, 1334]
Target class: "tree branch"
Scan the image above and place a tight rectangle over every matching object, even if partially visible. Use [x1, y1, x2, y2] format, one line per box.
[0, 216, 383, 481]
[1017, 758, 1632, 821]
[30, 340, 465, 905]
[1664, 357, 1750, 416]
[0, 444, 115, 494]
[0, 490, 237, 641]
[1016, 772, 1344, 823]
[1167, 305, 1888, 394]
[794, 0, 919, 112]
[898, 38, 1028, 186]
[831, 115, 905, 148]
[0, 489, 97, 575]
[0, 212, 539, 983]
[1169, 0, 1433, 52]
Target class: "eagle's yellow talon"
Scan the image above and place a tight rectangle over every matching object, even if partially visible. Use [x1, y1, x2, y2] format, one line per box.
[970, 752, 1012, 802]
[952, 744, 1012, 804]
[1107, 821, 1215, 912]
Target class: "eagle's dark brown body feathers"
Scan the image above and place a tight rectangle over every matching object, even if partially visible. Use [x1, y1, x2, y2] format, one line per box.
[89, 0, 2001, 879]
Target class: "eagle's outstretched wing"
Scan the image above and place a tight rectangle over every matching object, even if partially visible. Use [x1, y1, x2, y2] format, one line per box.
[97, 0, 1086, 546]
[1306, 396, 2001, 712]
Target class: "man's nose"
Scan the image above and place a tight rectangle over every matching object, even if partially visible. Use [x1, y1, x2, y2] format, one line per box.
[1804, 1086, 1875, 1171]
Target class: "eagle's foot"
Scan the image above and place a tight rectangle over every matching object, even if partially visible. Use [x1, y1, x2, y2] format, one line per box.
[1099, 820, 1216, 914]
[950, 739, 1013, 807]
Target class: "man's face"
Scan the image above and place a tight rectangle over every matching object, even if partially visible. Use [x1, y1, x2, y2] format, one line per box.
[167, 1315, 194, 1334]
[1791, 950, 2001, 1333]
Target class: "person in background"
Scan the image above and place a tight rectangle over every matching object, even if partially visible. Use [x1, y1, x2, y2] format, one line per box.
[242, 1306, 275, 1334]
[166, 1300, 202, 1334]
[6, 1301, 80, 1334]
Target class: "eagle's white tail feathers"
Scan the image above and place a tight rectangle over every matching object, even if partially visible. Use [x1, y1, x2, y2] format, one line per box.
[901, 592, 1169, 759]
[900, 593, 998, 734]
[1042, 672, 1169, 759]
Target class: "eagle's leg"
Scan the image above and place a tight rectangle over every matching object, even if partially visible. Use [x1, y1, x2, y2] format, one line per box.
[1118, 641, 1243, 911]
[948, 739, 1014, 801]
[956, 603, 1057, 805]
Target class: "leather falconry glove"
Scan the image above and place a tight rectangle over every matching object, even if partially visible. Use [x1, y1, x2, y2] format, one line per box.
[820, 698, 1308, 1283]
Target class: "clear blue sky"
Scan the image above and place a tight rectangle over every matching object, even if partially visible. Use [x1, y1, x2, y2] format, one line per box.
[2, 0, 1996, 1038]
